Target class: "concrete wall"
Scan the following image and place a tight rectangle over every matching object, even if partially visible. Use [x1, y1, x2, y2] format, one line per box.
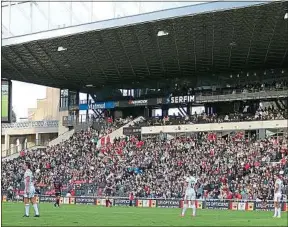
[141, 120, 287, 134]
[58, 110, 70, 135]
[28, 87, 60, 121]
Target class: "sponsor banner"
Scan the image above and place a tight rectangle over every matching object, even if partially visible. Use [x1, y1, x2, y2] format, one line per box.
[63, 197, 69, 204]
[97, 199, 107, 206]
[157, 200, 180, 208]
[114, 199, 134, 206]
[116, 99, 148, 108]
[75, 197, 95, 205]
[142, 200, 149, 207]
[205, 200, 229, 210]
[113, 98, 161, 108]
[40, 196, 55, 203]
[136, 200, 143, 207]
[79, 101, 115, 110]
[230, 202, 238, 210]
[165, 95, 195, 104]
[283, 203, 288, 212]
[123, 127, 141, 136]
[196, 201, 203, 209]
[128, 100, 148, 106]
[79, 104, 89, 110]
[246, 202, 255, 211]
[150, 200, 157, 208]
[238, 202, 246, 211]
[69, 197, 75, 205]
[255, 201, 274, 211]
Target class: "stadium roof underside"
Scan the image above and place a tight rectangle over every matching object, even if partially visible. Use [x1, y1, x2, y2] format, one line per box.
[2, 1, 288, 92]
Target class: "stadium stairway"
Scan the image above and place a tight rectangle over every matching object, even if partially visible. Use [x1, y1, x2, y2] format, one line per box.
[97, 116, 145, 147]
[48, 129, 75, 147]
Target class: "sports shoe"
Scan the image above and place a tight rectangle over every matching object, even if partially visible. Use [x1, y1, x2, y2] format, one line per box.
[34, 215, 40, 218]
[23, 215, 29, 218]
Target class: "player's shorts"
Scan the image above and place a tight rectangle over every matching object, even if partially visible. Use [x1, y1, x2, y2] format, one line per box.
[23, 187, 35, 198]
[185, 189, 196, 201]
[274, 193, 282, 202]
[55, 191, 61, 197]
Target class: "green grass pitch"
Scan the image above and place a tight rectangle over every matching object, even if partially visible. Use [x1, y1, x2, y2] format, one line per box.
[2, 203, 287, 226]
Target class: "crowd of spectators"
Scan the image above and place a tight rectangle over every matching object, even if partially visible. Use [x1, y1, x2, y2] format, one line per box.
[132, 106, 287, 127]
[2, 118, 287, 201]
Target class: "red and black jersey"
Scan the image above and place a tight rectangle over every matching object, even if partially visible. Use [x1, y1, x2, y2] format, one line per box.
[54, 178, 62, 192]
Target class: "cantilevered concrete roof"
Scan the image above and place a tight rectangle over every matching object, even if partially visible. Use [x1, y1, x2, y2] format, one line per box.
[2, 1, 288, 91]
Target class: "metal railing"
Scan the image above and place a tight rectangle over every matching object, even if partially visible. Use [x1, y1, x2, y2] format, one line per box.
[196, 89, 288, 103]
[2, 120, 59, 129]
[1, 139, 48, 159]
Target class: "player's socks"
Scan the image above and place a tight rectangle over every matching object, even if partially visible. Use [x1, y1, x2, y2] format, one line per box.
[181, 203, 188, 216]
[192, 204, 196, 216]
[33, 204, 39, 216]
[273, 208, 278, 217]
[25, 204, 30, 216]
[277, 208, 281, 218]
[56, 199, 60, 207]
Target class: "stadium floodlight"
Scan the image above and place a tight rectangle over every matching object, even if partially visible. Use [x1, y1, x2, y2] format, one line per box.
[157, 30, 169, 37]
[57, 46, 67, 52]
[85, 84, 94, 87]
[284, 13, 288, 20]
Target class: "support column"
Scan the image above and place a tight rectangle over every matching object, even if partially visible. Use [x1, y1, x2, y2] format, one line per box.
[36, 133, 41, 146]
[86, 93, 89, 120]
[4, 134, 10, 154]
[187, 104, 191, 116]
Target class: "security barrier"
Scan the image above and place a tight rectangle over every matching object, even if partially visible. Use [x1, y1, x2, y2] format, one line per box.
[2, 195, 287, 212]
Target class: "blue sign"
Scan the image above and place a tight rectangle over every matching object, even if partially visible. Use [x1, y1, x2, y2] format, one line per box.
[79, 104, 88, 110]
[79, 101, 115, 110]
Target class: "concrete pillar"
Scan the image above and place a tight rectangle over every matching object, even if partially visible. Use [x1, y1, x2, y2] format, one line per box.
[36, 133, 41, 146]
[4, 134, 10, 153]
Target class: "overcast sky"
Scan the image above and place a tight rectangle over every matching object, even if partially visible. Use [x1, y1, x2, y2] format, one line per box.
[3, 1, 202, 119]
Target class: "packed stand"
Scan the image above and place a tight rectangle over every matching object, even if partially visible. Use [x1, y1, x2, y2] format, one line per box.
[132, 107, 287, 127]
[2, 123, 287, 202]
[2, 116, 134, 196]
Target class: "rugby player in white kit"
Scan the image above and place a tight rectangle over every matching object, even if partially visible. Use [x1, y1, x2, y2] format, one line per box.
[23, 162, 40, 217]
[273, 171, 284, 218]
[181, 176, 197, 217]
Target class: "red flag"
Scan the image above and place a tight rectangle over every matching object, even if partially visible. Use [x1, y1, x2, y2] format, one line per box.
[101, 137, 105, 146]
[106, 136, 110, 144]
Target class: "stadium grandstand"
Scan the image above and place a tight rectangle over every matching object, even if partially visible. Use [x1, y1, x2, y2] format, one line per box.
[1, 1, 288, 226]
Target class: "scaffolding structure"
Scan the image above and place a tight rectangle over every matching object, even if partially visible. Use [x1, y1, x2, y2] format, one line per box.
[1, 1, 197, 38]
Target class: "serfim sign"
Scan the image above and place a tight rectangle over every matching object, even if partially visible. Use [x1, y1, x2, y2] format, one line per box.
[170, 95, 195, 104]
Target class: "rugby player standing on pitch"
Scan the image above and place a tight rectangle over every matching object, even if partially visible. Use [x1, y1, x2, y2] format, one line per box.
[53, 175, 62, 207]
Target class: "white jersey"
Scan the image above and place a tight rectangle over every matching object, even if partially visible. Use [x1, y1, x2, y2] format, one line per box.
[184, 177, 197, 200]
[23, 169, 35, 198]
[274, 179, 283, 194]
